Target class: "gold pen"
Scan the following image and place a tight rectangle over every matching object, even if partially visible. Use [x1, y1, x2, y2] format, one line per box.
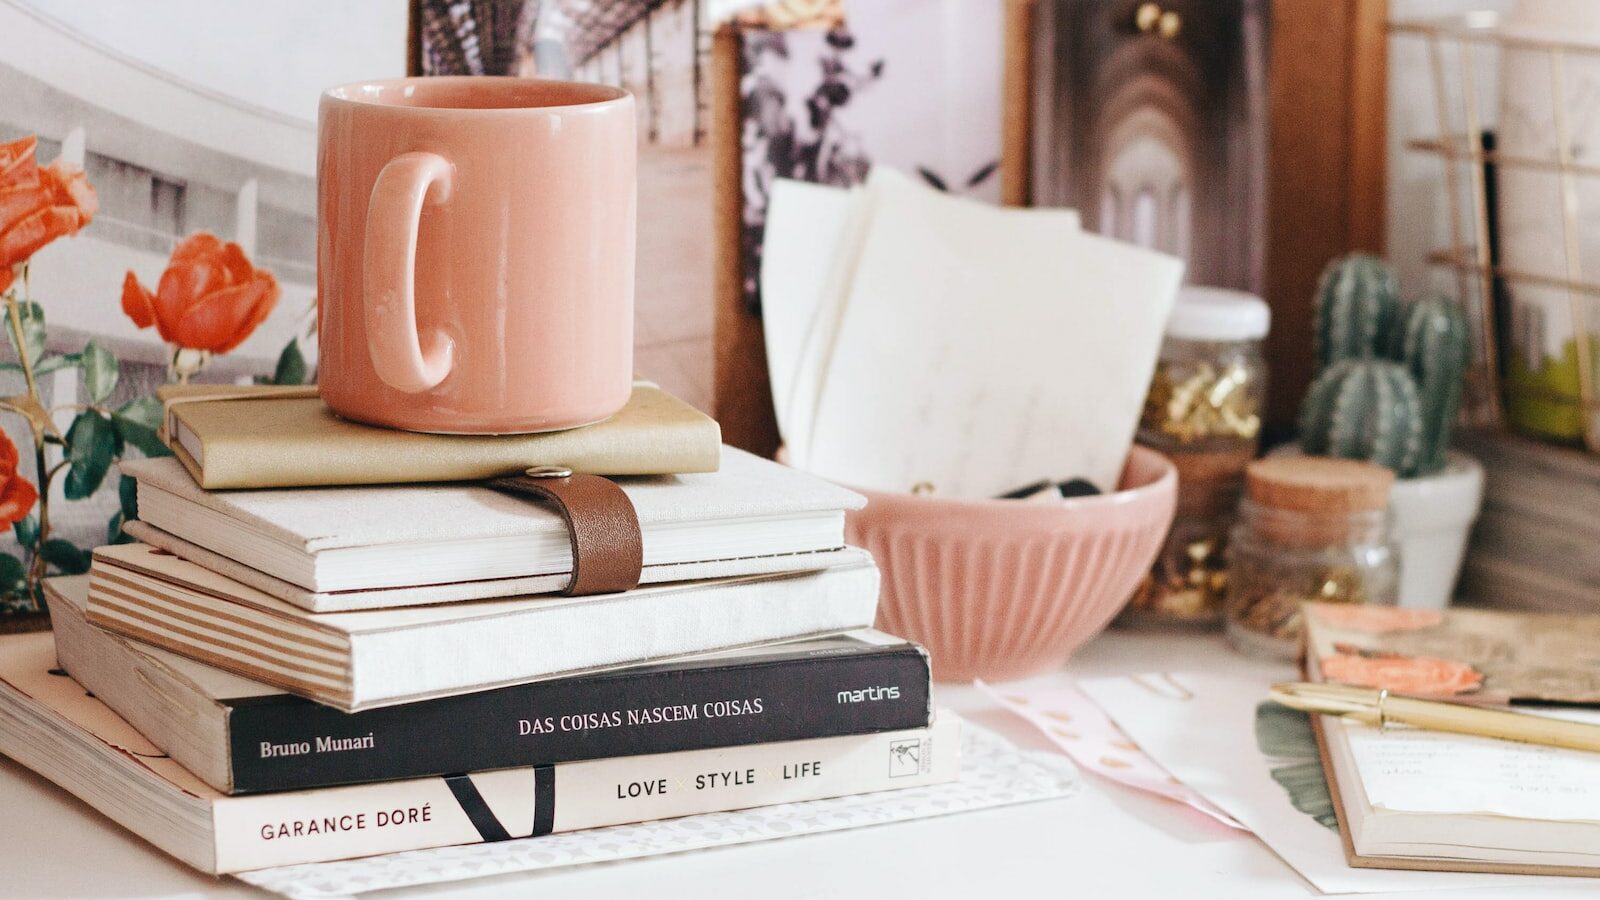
[1270, 682, 1600, 754]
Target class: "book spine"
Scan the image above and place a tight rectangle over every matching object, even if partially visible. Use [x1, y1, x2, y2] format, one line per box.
[228, 645, 932, 793]
[211, 718, 960, 873]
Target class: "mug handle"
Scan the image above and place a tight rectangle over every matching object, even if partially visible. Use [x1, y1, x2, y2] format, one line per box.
[363, 151, 455, 393]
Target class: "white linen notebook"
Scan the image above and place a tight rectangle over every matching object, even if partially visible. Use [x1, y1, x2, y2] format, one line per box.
[87, 542, 881, 711]
[121, 520, 862, 613]
[119, 446, 865, 599]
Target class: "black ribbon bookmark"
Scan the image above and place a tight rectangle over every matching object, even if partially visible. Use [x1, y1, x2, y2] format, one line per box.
[443, 774, 512, 842]
[532, 766, 556, 837]
[442, 767, 558, 841]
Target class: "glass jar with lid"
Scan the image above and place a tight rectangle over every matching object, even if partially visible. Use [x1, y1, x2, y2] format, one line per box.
[1224, 457, 1400, 659]
[1124, 287, 1269, 627]
[1138, 286, 1269, 454]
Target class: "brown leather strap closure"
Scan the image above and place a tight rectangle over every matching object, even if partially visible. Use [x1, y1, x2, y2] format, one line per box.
[488, 470, 642, 596]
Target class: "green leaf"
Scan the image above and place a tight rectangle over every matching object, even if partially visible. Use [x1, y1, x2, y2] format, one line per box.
[81, 340, 118, 404]
[112, 409, 170, 458]
[115, 395, 163, 430]
[64, 411, 119, 499]
[33, 353, 80, 378]
[273, 339, 308, 385]
[118, 473, 139, 521]
[41, 539, 90, 575]
[5, 301, 46, 367]
[12, 514, 36, 550]
[0, 553, 24, 594]
[107, 510, 134, 545]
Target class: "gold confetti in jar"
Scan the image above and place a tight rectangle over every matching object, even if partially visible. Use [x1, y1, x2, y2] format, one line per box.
[1123, 447, 1250, 626]
[1224, 457, 1399, 659]
[1139, 287, 1269, 453]
[1126, 288, 1269, 627]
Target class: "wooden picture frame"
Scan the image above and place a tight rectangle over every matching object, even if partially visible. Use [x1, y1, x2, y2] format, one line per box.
[712, 0, 1388, 455]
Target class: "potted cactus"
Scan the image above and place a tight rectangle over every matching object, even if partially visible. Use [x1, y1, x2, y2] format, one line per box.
[1294, 254, 1484, 609]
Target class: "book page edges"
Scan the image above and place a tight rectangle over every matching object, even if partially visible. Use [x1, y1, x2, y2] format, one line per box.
[123, 518, 861, 612]
[90, 544, 349, 638]
[92, 541, 874, 634]
[48, 577, 236, 793]
[345, 561, 880, 710]
[49, 575, 277, 701]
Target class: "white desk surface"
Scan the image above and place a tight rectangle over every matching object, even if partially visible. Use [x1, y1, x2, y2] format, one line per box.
[3, 628, 1596, 900]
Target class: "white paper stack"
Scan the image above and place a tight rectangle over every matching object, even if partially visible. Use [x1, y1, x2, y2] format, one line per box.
[762, 168, 1183, 498]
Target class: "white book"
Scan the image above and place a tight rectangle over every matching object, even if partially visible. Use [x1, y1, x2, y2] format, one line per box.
[119, 446, 865, 599]
[0, 631, 959, 874]
[120, 520, 863, 613]
[87, 542, 881, 712]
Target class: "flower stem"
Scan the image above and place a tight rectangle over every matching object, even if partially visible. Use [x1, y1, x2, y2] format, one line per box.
[3, 269, 39, 401]
[2, 266, 52, 613]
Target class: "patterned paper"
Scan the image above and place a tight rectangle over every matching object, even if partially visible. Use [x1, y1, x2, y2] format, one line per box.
[1304, 601, 1600, 703]
[978, 679, 1245, 830]
[238, 727, 1079, 899]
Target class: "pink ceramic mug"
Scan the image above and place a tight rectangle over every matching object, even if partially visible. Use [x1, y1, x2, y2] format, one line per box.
[318, 77, 636, 434]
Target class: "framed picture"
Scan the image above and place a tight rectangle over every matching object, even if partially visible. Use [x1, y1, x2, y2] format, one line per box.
[735, 3, 1005, 316]
[0, 1, 405, 576]
[1030, 0, 1269, 297]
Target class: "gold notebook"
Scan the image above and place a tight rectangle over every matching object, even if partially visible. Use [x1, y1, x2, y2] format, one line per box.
[160, 382, 721, 489]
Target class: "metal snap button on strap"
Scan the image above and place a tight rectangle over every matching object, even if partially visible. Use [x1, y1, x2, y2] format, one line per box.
[487, 467, 642, 596]
[524, 465, 573, 479]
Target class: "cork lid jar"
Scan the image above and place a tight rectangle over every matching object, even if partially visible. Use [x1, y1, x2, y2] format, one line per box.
[1225, 456, 1400, 659]
[1242, 456, 1395, 548]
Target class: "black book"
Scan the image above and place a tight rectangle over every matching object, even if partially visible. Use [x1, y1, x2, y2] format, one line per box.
[47, 577, 930, 794]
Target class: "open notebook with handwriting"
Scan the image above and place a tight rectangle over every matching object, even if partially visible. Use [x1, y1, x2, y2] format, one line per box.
[1304, 602, 1600, 876]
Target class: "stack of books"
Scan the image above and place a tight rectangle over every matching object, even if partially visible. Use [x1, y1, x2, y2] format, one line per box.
[0, 383, 955, 875]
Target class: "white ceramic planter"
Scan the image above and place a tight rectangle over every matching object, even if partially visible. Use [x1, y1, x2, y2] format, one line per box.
[1387, 451, 1485, 610]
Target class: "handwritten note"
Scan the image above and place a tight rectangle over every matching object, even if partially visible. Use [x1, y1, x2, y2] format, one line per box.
[1343, 710, 1600, 822]
[804, 168, 1176, 497]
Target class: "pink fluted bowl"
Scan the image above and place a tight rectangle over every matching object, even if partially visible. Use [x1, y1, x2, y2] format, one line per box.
[845, 447, 1177, 682]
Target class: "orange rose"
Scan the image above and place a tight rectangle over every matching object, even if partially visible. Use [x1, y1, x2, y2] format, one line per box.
[0, 135, 98, 293]
[121, 232, 279, 353]
[1310, 605, 1443, 634]
[0, 430, 37, 525]
[1320, 652, 1483, 696]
